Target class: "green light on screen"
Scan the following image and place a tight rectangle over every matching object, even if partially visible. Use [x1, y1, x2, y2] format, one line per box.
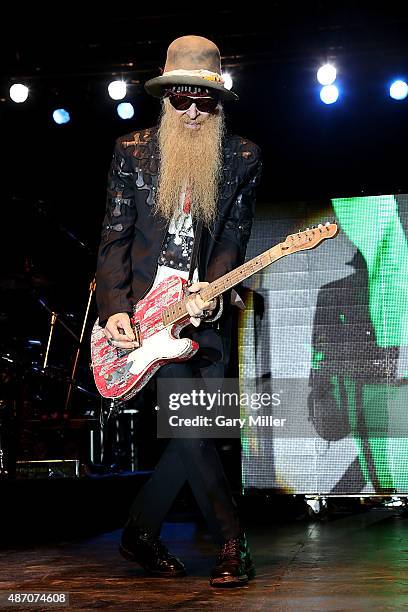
[332, 195, 408, 347]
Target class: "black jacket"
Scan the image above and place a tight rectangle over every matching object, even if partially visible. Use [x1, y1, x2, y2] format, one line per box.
[95, 126, 262, 368]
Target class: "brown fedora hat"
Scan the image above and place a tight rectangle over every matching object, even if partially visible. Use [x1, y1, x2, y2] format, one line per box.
[145, 35, 238, 101]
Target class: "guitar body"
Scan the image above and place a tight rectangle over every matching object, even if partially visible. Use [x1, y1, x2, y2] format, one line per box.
[91, 275, 198, 401]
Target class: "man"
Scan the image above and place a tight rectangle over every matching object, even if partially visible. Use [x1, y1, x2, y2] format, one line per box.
[95, 35, 262, 587]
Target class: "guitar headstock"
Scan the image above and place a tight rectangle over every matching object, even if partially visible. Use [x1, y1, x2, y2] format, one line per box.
[282, 222, 339, 253]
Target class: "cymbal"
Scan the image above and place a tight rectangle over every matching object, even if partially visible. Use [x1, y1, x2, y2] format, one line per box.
[0, 273, 52, 290]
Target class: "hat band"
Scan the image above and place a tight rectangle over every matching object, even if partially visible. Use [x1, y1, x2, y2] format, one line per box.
[166, 85, 213, 96]
[161, 68, 225, 85]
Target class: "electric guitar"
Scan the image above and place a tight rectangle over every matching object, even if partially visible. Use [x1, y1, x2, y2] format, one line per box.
[91, 222, 339, 400]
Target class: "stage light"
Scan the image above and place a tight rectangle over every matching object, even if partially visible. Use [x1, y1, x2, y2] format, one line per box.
[320, 84, 339, 105]
[117, 102, 134, 119]
[108, 80, 127, 100]
[9, 83, 29, 103]
[222, 73, 233, 90]
[317, 64, 337, 86]
[389, 80, 408, 101]
[52, 108, 70, 125]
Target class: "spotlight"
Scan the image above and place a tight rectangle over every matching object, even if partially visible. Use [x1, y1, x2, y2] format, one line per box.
[117, 102, 134, 119]
[317, 64, 337, 86]
[389, 80, 408, 101]
[108, 80, 127, 100]
[222, 73, 233, 90]
[52, 108, 71, 125]
[9, 83, 29, 103]
[320, 85, 339, 105]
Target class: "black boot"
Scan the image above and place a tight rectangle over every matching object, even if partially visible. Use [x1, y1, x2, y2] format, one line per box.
[119, 519, 186, 577]
[210, 533, 255, 587]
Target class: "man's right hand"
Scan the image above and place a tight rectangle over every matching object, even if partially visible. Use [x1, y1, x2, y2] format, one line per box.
[104, 313, 139, 349]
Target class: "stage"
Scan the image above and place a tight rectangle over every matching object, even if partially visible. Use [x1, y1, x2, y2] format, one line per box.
[0, 507, 406, 610]
[3, 6, 408, 611]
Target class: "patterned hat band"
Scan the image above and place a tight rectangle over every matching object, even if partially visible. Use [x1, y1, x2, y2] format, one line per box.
[165, 85, 215, 98]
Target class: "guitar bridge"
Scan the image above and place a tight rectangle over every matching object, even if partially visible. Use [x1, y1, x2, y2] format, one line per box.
[115, 320, 142, 358]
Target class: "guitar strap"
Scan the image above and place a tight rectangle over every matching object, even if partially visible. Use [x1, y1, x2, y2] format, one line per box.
[187, 219, 203, 283]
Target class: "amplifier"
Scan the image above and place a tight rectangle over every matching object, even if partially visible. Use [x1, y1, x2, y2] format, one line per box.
[16, 459, 80, 479]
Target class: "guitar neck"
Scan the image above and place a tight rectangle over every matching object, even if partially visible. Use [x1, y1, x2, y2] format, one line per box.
[200, 243, 284, 302]
[162, 243, 285, 327]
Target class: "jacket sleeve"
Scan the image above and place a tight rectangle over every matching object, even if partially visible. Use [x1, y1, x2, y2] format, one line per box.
[205, 142, 263, 321]
[95, 139, 137, 327]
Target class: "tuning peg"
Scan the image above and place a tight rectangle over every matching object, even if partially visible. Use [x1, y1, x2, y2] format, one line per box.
[325, 222, 330, 227]
[318, 223, 323, 229]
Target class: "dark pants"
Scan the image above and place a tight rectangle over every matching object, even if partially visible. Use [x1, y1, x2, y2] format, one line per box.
[129, 359, 241, 545]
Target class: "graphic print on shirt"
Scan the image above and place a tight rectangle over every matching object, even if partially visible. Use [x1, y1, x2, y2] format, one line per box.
[158, 191, 195, 274]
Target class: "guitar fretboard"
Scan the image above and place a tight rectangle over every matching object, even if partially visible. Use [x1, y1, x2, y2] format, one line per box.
[161, 243, 284, 327]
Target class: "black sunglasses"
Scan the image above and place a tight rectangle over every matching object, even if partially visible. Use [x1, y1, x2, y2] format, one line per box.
[167, 94, 219, 113]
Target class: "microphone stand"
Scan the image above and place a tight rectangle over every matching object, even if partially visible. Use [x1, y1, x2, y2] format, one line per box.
[38, 298, 80, 370]
[64, 279, 96, 412]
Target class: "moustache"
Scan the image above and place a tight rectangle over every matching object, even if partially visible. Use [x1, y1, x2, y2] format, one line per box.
[181, 116, 204, 125]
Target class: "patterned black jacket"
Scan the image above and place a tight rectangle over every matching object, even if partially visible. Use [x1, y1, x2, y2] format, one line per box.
[95, 126, 262, 368]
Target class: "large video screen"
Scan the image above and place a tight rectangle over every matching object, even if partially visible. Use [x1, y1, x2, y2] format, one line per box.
[239, 194, 408, 494]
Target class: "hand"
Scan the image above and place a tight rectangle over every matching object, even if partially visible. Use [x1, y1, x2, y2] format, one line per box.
[104, 313, 139, 349]
[185, 282, 217, 328]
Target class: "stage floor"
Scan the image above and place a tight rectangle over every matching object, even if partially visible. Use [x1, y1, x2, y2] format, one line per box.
[0, 508, 406, 610]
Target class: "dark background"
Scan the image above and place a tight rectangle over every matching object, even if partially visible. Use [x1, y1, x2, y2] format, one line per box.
[1, 4, 408, 424]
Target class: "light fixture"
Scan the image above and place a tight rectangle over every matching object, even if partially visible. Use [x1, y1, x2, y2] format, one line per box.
[9, 83, 29, 103]
[117, 102, 134, 119]
[317, 64, 337, 86]
[108, 80, 127, 100]
[52, 108, 71, 125]
[222, 73, 233, 90]
[320, 84, 339, 105]
[389, 80, 408, 101]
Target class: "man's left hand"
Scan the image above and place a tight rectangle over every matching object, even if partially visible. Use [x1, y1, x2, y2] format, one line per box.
[185, 281, 217, 327]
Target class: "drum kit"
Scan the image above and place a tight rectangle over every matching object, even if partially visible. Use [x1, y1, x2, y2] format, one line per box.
[0, 200, 101, 477]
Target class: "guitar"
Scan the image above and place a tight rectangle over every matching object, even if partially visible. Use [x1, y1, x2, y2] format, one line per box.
[91, 222, 339, 400]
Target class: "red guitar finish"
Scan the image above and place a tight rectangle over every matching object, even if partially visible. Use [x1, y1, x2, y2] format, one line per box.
[91, 275, 196, 401]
